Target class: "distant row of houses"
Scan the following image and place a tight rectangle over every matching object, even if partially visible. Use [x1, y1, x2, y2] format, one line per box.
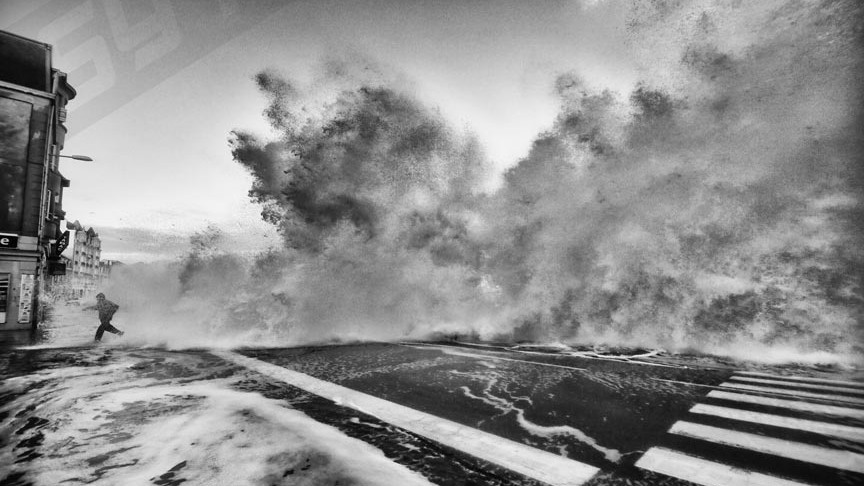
[48, 223, 120, 300]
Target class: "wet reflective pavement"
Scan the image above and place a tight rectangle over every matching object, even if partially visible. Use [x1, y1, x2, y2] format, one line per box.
[2, 337, 863, 485]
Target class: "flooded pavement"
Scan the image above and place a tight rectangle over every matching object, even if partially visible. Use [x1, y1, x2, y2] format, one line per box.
[0, 344, 565, 486]
[1, 323, 863, 485]
[235, 342, 864, 486]
[239, 343, 728, 469]
[0, 346, 436, 486]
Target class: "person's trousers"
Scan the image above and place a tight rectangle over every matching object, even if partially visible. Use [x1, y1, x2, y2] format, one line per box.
[95, 320, 121, 341]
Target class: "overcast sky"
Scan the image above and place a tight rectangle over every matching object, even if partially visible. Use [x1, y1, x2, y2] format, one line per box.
[2, 0, 640, 262]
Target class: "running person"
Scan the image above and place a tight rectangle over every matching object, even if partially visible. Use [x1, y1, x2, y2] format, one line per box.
[85, 293, 124, 341]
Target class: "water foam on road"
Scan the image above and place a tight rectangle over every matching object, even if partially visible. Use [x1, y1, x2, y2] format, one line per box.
[0, 349, 433, 486]
[456, 369, 622, 463]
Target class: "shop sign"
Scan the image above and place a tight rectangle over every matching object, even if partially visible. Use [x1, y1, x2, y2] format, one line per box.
[55, 231, 70, 255]
[0, 233, 19, 248]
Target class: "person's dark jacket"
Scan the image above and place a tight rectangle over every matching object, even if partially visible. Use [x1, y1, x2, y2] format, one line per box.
[87, 300, 119, 322]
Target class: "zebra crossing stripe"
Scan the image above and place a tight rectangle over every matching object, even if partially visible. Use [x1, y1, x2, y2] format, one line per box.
[720, 382, 864, 405]
[669, 421, 864, 473]
[635, 447, 810, 486]
[737, 371, 864, 388]
[729, 376, 864, 396]
[707, 390, 864, 419]
[639, 371, 864, 486]
[689, 403, 864, 442]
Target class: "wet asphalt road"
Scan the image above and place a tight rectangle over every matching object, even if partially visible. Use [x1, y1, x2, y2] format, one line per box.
[2, 340, 863, 485]
[240, 343, 728, 468]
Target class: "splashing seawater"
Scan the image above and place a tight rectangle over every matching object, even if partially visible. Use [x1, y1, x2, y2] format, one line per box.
[101, 1, 863, 365]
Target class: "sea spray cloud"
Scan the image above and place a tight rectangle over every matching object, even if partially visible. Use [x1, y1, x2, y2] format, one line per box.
[103, 1, 862, 362]
[223, 66, 500, 342]
[482, 0, 864, 355]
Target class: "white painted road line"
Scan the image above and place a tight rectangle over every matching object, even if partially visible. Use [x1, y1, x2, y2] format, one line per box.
[707, 390, 864, 419]
[669, 421, 864, 473]
[737, 371, 864, 389]
[635, 447, 810, 486]
[720, 382, 864, 405]
[216, 351, 600, 486]
[689, 403, 864, 442]
[729, 376, 864, 396]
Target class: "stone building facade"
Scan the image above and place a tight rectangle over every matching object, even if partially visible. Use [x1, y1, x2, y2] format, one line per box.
[0, 30, 77, 329]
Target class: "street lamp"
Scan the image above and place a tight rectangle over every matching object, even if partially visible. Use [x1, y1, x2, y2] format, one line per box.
[57, 154, 93, 161]
[39, 152, 94, 244]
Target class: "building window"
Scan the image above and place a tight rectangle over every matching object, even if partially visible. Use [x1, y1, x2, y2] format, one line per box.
[0, 98, 31, 233]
